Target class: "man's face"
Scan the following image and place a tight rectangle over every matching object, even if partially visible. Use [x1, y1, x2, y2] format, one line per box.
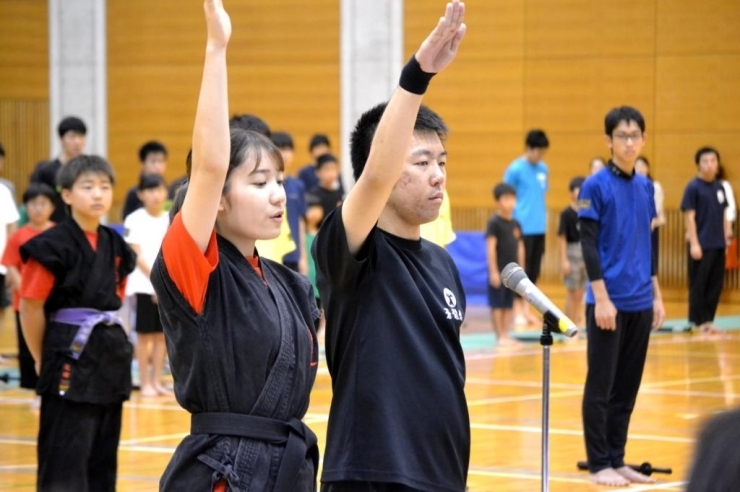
[525, 147, 546, 164]
[698, 151, 719, 180]
[142, 152, 167, 176]
[387, 131, 447, 226]
[606, 121, 645, 165]
[311, 144, 330, 160]
[60, 131, 86, 159]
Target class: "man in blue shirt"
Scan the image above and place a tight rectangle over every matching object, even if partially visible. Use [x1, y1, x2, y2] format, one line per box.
[503, 129, 549, 324]
[680, 146, 731, 333]
[272, 131, 308, 274]
[578, 106, 666, 487]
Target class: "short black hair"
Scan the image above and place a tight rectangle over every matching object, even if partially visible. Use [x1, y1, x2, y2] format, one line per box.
[138, 141, 168, 163]
[493, 183, 516, 200]
[569, 176, 585, 191]
[138, 173, 166, 191]
[271, 131, 294, 150]
[350, 102, 448, 181]
[57, 116, 87, 138]
[0, 142, 5, 157]
[56, 154, 115, 190]
[305, 192, 322, 208]
[229, 113, 271, 137]
[316, 153, 338, 170]
[22, 183, 56, 204]
[525, 129, 549, 149]
[695, 146, 719, 166]
[309, 134, 331, 152]
[686, 408, 740, 492]
[604, 106, 645, 136]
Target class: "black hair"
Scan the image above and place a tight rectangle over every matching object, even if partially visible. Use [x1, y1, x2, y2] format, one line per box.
[184, 129, 283, 195]
[138, 173, 167, 191]
[305, 192, 322, 208]
[350, 102, 448, 181]
[229, 113, 271, 138]
[316, 153, 338, 170]
[309, 134, 331, 152]
[138, 141, 168, 163]
[493, 183, 516, 200]
[271, 131, 294, 150]
[686, 409, 740, 492]
[56, 154, 115, 190]
[568, 176, 586, 191]
[22, 183, 56, 205]
[57, 116, 87, 138]
[695, 146, 720, 166]
[604, 106, 645, 136]
[0, 142, 5, 157]
[525, 129, 549, 149]
[169, 181, 188, 224]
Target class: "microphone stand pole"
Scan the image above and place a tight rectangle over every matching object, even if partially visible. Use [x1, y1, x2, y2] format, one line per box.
[540, 313, 558, 492]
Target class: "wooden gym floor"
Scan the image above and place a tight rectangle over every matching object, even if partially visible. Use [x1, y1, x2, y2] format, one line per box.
[1, 284, 739, 491]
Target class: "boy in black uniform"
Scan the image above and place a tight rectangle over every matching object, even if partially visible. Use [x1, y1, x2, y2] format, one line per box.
[680, 146, 731, 333]
[19, 155, 137, 491]
[558, 176, 586, 327]
[486, 183, 524, 346]
[313, 2, 469, 491]
[150, 2, 320, 491]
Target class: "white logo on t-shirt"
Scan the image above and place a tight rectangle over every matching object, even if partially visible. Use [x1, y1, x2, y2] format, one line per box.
[718, 190, 726, 204]
[537, 172, 547, 190]
[443, 288, 463, 321]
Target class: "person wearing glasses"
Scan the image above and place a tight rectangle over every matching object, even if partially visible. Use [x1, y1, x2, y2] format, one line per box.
[578, 106, 666, 487]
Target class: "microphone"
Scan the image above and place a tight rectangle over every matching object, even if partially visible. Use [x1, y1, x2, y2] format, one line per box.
[501, 263, 578, 338]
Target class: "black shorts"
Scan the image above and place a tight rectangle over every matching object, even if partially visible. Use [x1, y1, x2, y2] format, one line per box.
[0, 273, 9, 309]
[135, 293, 163, 334]
[488, 282, 514, 309]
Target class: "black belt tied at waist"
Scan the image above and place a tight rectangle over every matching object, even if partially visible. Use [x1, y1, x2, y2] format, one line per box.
[191, 412, 318, 491]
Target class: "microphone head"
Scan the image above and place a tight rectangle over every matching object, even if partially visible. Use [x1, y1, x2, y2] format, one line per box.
[501, 262, 528, 290]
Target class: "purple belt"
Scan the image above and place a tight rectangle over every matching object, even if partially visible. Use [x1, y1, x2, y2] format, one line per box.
[49, 308, 123, 360]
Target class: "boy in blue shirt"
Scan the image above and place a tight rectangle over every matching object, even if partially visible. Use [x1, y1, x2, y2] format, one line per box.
[504, 129, 549, 325]
[579, 106, 665, 487]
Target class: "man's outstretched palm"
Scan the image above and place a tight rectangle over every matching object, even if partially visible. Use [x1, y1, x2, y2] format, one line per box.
[416, 1, 467, 74]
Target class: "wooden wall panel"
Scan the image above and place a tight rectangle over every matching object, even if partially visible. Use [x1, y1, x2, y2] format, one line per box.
[524, 0, 656, 58]
[655, 55, 740, 133]
[656, 0, 740, 55]
[0, 100, 51, 203]
[108, 0, 340, 206]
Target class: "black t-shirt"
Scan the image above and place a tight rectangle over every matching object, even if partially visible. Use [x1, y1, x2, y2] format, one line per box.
[310, 186, 343, 227]
[30, 159, 67, 223]
[121, 186, 143, 221]
[485, 214, 522, 272]
[680, 177, 728, 250]
[558, 206, 580, 243]
[313, 206, 470, 492]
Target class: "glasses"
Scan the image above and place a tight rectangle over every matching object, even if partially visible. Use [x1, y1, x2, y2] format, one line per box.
[612, 132, 643, 143]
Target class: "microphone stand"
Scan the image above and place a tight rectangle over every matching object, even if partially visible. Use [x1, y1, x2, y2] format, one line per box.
[540, 312, 559, 492]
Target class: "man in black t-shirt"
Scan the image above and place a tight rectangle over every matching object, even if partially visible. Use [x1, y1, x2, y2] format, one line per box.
[29, 116, 87, 223]
[680, 146, 731, 333]
[312, 3, 469, 491]
[558, 176, 586, 327]
[486, 183, 523, 346]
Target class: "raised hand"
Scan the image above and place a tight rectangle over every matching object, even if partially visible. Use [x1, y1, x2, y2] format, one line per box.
[415, 1, 467, 74]
[204, 0, 231, 49]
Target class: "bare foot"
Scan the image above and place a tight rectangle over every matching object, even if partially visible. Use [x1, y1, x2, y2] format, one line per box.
[589, 468, 630, 487]
[154, 384, 173, 396]
[616, 465, 656, 484]
[140, 385, 158, 398]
